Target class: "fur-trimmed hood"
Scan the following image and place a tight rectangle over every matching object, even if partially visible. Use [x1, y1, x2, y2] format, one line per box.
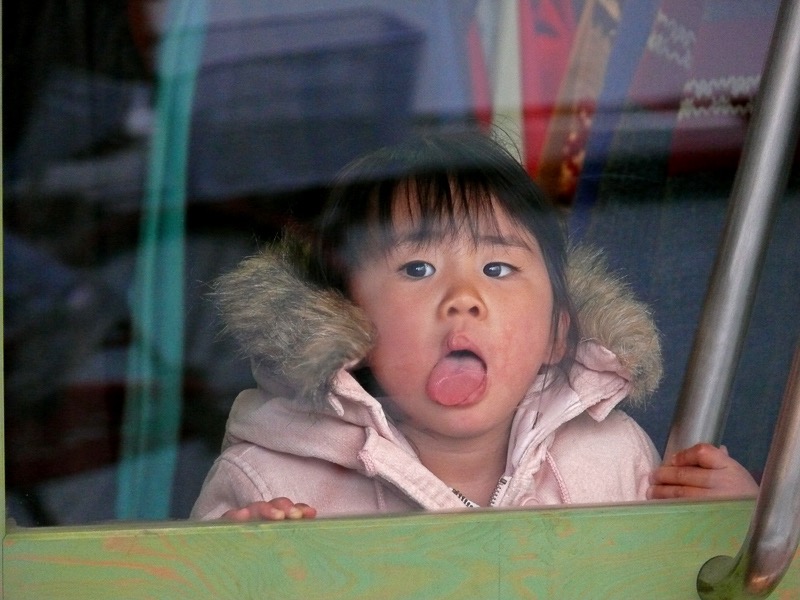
[213, 242, 662, 409]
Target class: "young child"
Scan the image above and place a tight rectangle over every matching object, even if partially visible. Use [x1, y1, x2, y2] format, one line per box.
[192, 131, 757, 521]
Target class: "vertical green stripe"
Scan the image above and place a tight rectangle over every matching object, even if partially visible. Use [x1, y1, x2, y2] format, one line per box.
[116, 0, 208, 520]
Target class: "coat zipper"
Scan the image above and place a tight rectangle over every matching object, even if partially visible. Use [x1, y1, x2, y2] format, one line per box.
[452, 476, 510, 508]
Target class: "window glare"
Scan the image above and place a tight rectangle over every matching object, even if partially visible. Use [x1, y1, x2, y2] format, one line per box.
[4, 0, 795, 526]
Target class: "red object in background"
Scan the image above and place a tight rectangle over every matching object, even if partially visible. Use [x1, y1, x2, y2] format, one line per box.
[6, 383, 126, 489]
[667, 5, 779, 175]
[127, 0, 160, 74]
[518, 0, 576, 177]
[467, 19, 493, 130]
[466, 1, 577, 175]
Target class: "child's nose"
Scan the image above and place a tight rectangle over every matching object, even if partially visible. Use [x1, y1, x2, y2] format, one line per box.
[440, 280, 487, 320]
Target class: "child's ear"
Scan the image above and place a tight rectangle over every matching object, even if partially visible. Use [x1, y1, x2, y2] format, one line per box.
[546, 310, 570, 365]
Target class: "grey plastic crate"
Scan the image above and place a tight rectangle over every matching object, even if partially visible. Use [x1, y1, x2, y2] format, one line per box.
[187, 10, 423, 199]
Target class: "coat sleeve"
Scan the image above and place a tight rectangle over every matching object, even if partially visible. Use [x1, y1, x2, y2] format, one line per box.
[190, 443, 274, 520]
[546, 410, 661, 504]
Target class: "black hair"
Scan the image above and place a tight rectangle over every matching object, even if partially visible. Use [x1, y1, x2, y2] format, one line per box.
[311, 130, 579, 368]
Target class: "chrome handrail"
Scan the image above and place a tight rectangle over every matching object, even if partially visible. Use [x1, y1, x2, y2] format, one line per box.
[657, 0, 800, 596]
[664, 0, 800, 458]
[697, 343, 800, 599]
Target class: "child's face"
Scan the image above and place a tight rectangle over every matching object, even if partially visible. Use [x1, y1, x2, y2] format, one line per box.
[348, 197, 564, 446]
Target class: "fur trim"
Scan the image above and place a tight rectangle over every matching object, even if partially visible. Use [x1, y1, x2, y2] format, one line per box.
[216, 242, 662, 407]
[567, 245, 662, 403]
[213, 241, 375, 408]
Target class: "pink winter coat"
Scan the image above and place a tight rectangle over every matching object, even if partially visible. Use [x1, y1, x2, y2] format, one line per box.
[191, 245, 663, 519]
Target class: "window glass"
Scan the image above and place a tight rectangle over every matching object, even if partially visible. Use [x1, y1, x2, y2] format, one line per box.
[4, 0, 797, 526]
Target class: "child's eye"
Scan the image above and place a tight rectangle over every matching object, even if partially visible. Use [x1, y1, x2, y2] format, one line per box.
[401, 261, 436, 278]
[483, 262, 515, 278]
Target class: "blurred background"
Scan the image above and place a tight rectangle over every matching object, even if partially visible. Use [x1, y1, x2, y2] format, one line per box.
[3, 0, 798, 525]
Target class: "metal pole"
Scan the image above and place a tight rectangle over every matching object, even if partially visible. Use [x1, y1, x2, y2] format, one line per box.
[664, 0, 800, 459]
[697, 342, 800, 599]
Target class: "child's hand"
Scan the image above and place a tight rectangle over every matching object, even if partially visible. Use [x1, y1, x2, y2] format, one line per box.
[648, 443, 759, 500]
[222, 497, 317, 522]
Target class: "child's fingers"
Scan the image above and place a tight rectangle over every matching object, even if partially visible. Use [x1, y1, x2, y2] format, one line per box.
[270, 497, 317, 519]
[651, 465, 714, 490]
[269, 497, 298, 515]
[292, 503, 317, 519]
[221, 499, 317, 522]
[647, 483, 714, 500]
[222, 502, 286, 521]
[666, 443, 731, 469]
[649, 462, 759, 500]
[651, 444, 759, 500]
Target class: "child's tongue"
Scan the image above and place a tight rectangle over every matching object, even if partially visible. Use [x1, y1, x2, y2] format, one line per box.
[426, 353, 486, 406]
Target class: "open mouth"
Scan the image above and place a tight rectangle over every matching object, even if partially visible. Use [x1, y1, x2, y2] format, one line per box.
[449, 349, 483, 362]
[426, 349, 487, 406]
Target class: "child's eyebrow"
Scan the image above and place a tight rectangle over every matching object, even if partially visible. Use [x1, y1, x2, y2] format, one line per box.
[391, 230, 534, 251]
[478, 233, 533, 250]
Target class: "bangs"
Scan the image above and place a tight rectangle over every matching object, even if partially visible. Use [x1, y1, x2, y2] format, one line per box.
[312, 131, 565, 297]
[359, 172, 517, 259]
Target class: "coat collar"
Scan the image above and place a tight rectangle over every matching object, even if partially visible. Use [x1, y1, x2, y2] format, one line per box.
[226, 337, 632, 509]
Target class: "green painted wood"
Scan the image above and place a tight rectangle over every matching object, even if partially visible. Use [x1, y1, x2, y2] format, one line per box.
[4, 500, 799, 599]
[1, 223, 6, 592]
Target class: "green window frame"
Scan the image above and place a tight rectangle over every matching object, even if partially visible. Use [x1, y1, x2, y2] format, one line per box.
[5, 469, 798, 599]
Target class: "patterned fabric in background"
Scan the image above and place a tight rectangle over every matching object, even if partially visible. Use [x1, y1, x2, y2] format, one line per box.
[467, 0, 784, 204]
[538, 0, 627, 204]
[668, 1, 780, 174]
[573, 0, 798, 481]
